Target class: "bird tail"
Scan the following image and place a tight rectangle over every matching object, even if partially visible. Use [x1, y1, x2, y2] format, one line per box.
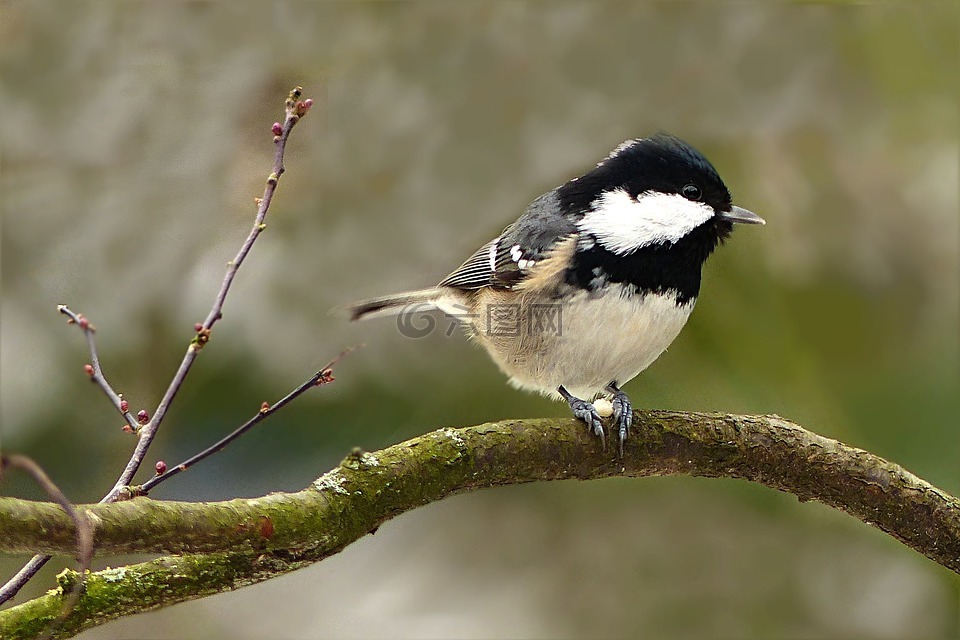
[348, 288, 443, 321]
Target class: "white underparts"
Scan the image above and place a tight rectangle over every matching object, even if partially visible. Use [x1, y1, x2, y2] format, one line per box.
[577, 189, 714, 254]
[470, 286, 695, 401]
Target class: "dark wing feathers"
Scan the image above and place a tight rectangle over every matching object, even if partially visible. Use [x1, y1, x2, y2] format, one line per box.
[438, 191, 578, 291]
[437, 237, 499, 290]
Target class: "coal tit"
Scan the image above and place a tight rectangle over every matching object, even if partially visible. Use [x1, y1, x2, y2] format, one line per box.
[350, 133, 764, 454]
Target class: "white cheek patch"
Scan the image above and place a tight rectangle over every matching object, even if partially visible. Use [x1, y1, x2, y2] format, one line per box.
[577, 189, 714, 254]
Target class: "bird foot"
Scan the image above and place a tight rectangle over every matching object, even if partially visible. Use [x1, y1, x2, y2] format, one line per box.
[606, 383, 632, 457]
[558, 385, 605, 450]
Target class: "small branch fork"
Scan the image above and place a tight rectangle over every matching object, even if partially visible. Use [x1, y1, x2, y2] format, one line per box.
[139, 347, 357, 495]
[0, 87, 314, 606]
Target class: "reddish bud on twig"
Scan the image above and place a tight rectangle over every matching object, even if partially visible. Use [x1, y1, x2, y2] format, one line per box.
[137, 410, 150, 425]
[194, 323, 203, 333]
[77, 315, 89, 329]
[260, 401, 270, 413]
[155, 460, 167, 475]
[271, 122, 283, 136]
[122, 425, 135, 434]
[295, 99, 313, 117]
[119, 399, 129, 412]
[317, 368, 335, 385]
[83, 364, 94, 376]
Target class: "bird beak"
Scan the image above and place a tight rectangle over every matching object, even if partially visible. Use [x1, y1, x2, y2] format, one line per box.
[721, 205, 765, 225]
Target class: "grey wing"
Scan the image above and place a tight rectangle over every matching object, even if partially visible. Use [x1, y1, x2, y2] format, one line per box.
[438, 190, 578, 291]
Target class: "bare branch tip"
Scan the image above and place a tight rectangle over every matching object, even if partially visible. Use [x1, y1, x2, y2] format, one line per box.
[58, 305, 77, 324]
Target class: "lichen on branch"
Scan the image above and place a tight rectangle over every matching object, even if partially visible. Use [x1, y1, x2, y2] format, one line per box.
[0, 411, 958, 640]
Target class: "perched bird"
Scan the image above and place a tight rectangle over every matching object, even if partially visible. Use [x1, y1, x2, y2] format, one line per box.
[349, 133, 764, 454]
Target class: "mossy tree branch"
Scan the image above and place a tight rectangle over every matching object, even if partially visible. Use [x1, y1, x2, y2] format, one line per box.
[1, 411, 958, 639]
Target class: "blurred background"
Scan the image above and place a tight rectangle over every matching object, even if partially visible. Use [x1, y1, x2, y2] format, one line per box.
[2, 1, 958, 637]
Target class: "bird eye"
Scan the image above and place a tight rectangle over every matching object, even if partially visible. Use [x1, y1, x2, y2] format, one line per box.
[681, 184, 702, 201]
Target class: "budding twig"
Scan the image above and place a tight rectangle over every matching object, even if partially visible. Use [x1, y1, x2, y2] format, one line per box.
[0, 86, 313, 607]
[56, 305, 140, 431]
[138, 347, 357, 494]
[106, 85, 311, 503]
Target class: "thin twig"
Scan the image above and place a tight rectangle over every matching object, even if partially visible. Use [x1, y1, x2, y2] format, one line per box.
[139, 347, 358, 494]
[0, 557, 50, 607]
[55, 306, 140, 430]
[0, 86, 312, 606]
[0, 455, 94, 635]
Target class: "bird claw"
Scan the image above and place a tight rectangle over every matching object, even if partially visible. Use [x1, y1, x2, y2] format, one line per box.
[607, 384, 632, 457]
[571, 398, 606, 446]
[559, 386, 606, 450]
